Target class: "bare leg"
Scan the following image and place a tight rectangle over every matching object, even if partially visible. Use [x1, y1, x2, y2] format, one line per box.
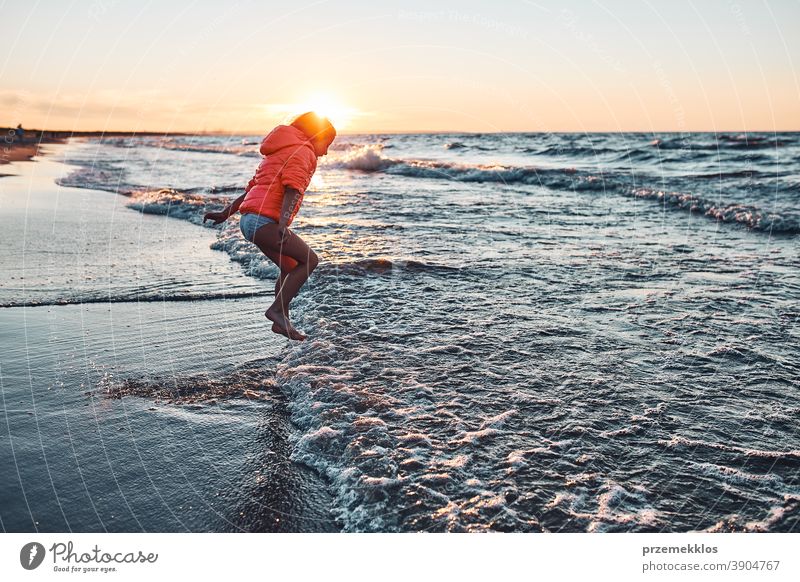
[258, 247, 296, 338]
[271, 272, 290, 335]
[274, 271, 289, 311]
[253, 224, 319, 340]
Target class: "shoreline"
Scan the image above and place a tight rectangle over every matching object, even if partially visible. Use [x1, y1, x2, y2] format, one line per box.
[1, 138, 65, 165]
[0, 127, 203, 166]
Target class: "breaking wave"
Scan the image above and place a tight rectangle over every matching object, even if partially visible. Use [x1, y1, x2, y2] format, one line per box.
[325, 146, 800, 234]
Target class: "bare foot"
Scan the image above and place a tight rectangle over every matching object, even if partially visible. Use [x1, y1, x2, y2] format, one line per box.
[271, 322, 289, 339]
[265, 307, 307, 341]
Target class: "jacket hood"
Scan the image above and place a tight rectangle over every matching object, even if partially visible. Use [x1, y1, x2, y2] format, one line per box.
[260, 125, 314, 156]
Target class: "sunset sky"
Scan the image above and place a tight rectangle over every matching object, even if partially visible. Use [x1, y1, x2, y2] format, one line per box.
[1, 0, 798, 133]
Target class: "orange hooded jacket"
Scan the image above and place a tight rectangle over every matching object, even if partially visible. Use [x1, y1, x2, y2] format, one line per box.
[239, 125, 317, 226]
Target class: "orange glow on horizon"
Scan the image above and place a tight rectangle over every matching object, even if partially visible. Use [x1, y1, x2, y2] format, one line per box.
[266, 93, 361, 132]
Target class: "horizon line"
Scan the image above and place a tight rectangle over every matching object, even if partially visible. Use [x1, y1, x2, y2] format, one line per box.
[5, 127, 800, 136]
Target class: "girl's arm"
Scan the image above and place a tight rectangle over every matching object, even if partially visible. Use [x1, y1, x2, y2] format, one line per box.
[278, 187, 302, 227]
[226, 192, 247, 216]
[275, 186, 302, 242]
[203, 192, 246, 225]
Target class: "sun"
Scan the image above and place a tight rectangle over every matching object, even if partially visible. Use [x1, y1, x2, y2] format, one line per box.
[295, 92, 357, 130]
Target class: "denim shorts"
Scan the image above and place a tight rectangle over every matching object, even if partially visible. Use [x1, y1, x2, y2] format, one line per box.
[240, 212, 276, 243]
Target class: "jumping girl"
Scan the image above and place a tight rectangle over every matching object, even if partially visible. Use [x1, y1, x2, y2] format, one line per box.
[203, 111, 336, 341]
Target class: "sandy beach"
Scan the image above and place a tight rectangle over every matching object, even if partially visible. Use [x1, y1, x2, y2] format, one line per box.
[1, 140, 59, 168]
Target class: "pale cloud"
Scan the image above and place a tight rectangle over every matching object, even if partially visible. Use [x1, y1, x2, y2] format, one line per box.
[0, 89, 278, 131]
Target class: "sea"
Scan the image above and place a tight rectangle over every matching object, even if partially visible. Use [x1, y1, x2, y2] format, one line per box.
[1, 131, 798, 532]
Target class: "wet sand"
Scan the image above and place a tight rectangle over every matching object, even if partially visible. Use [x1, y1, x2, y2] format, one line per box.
[0, 148, 336, 532]
[1, 142, 51, 166]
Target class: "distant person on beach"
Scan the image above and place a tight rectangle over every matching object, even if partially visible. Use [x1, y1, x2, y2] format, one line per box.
[203, 112, 336, 341]
[15, 124, 24, 143]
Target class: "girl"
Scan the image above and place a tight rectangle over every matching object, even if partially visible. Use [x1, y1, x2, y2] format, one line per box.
[204, 111, 336, 341]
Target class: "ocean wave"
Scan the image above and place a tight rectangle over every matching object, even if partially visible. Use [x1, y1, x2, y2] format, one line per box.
[120, 188, 464, 284]
[521, 144, 719, 163]
[58, 159, 246, 200]
[631, 187, 800, 234]
[444, 141, 496, 152]
[445, 141, 467, 150]
[326, 144, 394, 171]
[161, 144, 259, 157]
[62, 143, 800, 239]
[526, 145, 622, 157]
[87, 135, 263, 158]
[327, 146, 609, 189]
[652, 135, 795, 151]
[277, 337, 526, 531]
[718, 134, 795, 148]
[277, 347, 406, 531]
[742, 495, 800, 532]
[694, 462, 784, 487]
[658, 435, 800, 460]
[57, 164, 132, 193]
[704, 495, 800, 533]
[612, 149, 660, 163]
[126, 188, 226, 225]
[685, 169, 786, 180]
[329, 140, 367, 151]
[183, 185, 244, 195]
[542, 479, 663, 532]
[140, 137, 260, 157]
[124, 189, 278, 284]
[385, 160, 611, 190]
[326, 148, 800, 233]
[319, 258, 462, 276]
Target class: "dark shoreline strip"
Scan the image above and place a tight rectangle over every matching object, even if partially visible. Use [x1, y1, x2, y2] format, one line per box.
[0, 291, 273, 309]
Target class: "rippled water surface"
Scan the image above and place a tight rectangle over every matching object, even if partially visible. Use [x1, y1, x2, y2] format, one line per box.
[3, 132, 798, 532]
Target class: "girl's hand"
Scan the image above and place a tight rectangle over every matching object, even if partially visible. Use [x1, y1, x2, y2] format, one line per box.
[203, 210, 229, 225]
[276, 224, 290, 243]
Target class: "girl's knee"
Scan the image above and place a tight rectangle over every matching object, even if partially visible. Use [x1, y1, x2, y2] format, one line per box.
[308, 252, 319, 271]
[280, 257, 299, 272]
